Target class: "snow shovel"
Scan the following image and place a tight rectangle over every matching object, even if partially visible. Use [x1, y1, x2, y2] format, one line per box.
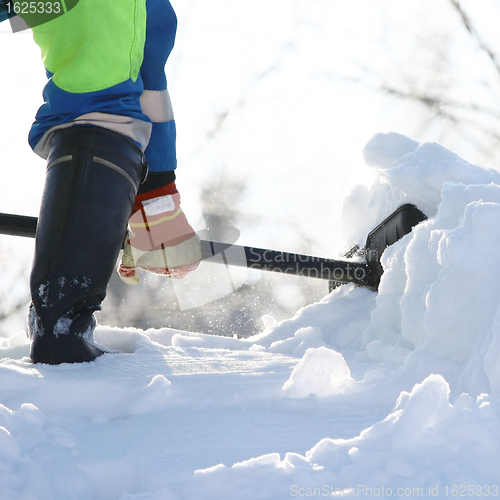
[0, 204, 426, 291]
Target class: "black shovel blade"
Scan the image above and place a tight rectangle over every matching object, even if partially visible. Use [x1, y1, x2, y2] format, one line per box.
[330, 204, 427, 291]
[364, 204, 427, 264]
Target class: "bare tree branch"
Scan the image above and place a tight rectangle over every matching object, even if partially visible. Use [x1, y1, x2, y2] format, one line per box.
[449, 0, 500, 77]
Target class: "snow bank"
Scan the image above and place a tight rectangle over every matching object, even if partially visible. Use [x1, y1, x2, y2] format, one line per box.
[2, 132, 500, 498]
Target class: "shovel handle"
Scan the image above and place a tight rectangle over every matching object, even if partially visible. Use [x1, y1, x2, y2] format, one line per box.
[0, 212, 376, 288]
[200, 240, 374, 288]
[0, 212, 38, 238]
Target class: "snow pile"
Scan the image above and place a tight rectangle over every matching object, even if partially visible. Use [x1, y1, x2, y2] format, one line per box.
[350, 134, 500, 400]
[2, 132, 500, 498]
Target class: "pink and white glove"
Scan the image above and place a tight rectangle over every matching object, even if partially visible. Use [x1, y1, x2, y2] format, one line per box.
[118, 182, 201, 284]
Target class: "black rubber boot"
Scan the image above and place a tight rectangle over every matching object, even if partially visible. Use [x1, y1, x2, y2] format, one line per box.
[29, 126, 147, 364]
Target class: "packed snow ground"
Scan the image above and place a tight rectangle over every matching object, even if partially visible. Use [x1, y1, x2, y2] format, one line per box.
[2, 132, 500, 499]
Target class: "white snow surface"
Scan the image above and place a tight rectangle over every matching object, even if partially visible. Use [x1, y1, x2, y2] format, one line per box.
[2, 132, 500, 499]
